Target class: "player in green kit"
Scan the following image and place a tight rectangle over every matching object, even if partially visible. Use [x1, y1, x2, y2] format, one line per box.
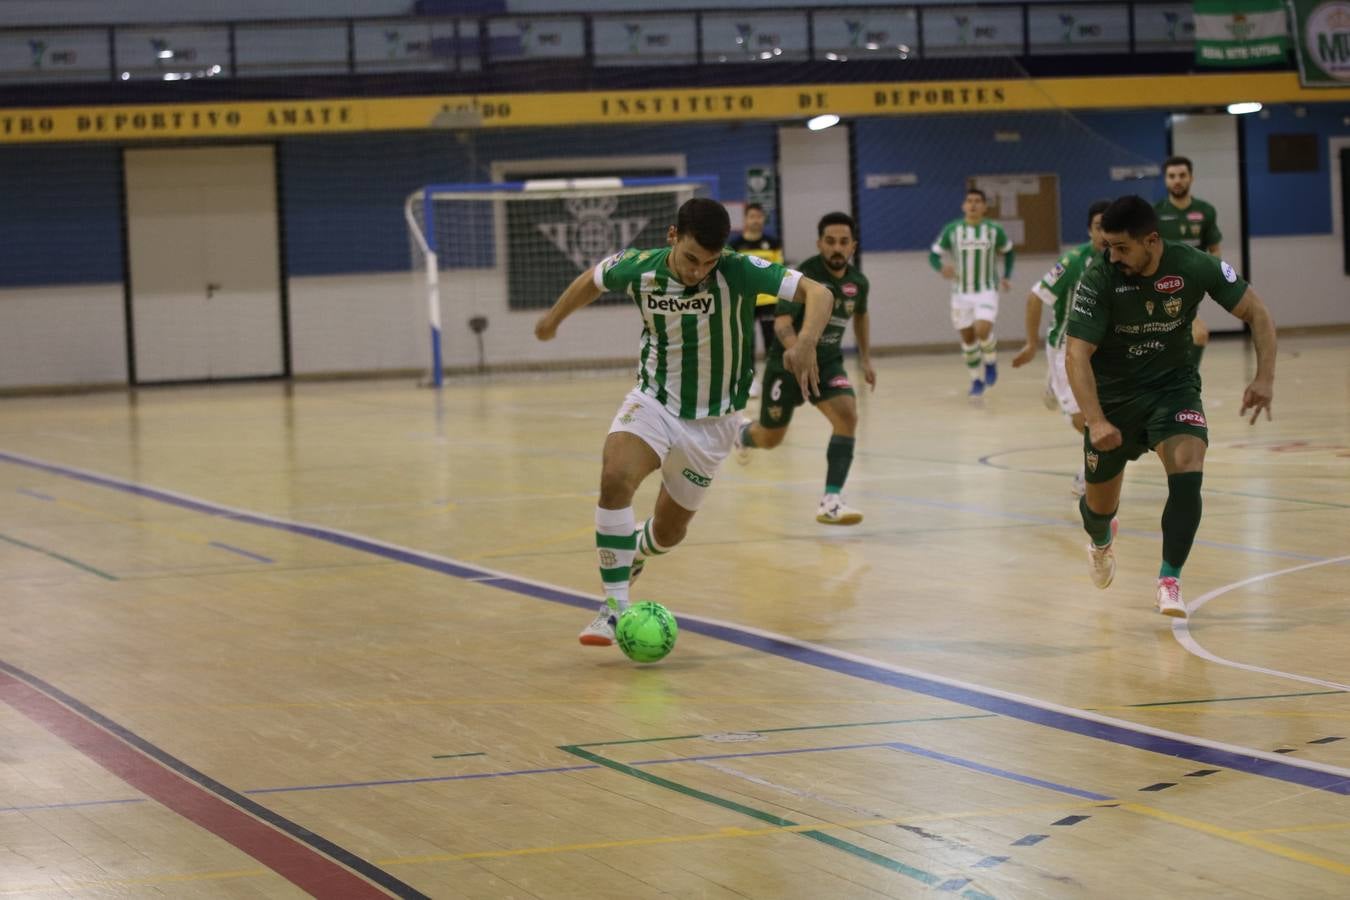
[1065, 196, 1276, 618]
[734, 212, 875, 525]
[1013, 200, 1111, 497]
[534, 198, 833, 646]
[729, 202, 784, 399]
[1155, 156, 1222, 365]
[930, 188, 1014, 398]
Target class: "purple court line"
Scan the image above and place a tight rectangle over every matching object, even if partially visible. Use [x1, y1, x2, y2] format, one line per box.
[1, 797, 147, 813]
[885, 742, 1112, 801]
[16, 488, 54, 501]
[208, 541, 274, 564]
[1, 448, 1347, 797]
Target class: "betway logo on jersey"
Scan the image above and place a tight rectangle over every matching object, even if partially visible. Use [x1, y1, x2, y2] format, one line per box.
[1154, 275, 1184, 294]
[646, 292, 715, 315]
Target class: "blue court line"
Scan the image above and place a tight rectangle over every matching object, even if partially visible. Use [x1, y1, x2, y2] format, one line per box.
[16, 488, 54, 501]
[208, 541, 274, 564]
[2, 448, 1346, 798]
[884, 742, 1112, 801]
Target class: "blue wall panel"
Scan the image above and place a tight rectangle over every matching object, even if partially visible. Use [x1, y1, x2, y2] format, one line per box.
[855, 110, 1168, 252]
[1242, 103, 1349, 237]
[0, 146, 123, 287]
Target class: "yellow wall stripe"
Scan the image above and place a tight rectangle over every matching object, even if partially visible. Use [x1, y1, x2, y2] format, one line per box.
[1, 72, 1347, 144]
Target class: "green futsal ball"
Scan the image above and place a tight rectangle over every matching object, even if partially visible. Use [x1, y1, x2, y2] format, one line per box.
[616, 601, 678, 663]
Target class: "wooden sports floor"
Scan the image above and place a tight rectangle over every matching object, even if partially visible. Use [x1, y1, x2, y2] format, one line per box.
[1, 333, 1347, 898]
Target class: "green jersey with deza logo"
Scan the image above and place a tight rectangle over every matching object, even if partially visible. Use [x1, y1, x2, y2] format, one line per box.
[1032, 241, 1096, 348]
[596, 247, 802, 419]
[768, 255, 868, 366]
[1066, 241, 1247, 406]
[1154, 197, 1222, 250]
[932, 219, 1013, 293]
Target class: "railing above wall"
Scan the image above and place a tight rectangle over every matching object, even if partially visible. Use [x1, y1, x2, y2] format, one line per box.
[2, 2, 1204, 86]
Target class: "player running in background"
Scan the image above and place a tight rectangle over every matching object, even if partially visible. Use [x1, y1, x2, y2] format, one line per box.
[730, 202, 785, 398]
[930, 188, 1014, 398]
[535, 198, 833, 646]
[1065, 195, 1275, 618]
[734, 211, 875, 525]
[1012, 199, 1111, 497]
[1155, 156, 1223, 367]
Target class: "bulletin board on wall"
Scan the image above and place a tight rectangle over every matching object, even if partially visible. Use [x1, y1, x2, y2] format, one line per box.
[968, 173, 1061, 254]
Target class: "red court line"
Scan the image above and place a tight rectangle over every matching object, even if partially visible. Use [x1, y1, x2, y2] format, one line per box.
[0, 669, 391, 898]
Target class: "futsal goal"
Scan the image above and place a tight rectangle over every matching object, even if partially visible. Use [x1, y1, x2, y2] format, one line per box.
[404, 175, 718, 386]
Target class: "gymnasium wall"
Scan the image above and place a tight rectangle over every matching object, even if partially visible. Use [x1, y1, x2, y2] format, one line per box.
[0, 102, 1346, 389]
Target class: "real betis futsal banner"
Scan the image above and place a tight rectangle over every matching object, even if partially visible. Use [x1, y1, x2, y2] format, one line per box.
[1288, 0, 1350, 84]
[1194, 0, 1290, 65]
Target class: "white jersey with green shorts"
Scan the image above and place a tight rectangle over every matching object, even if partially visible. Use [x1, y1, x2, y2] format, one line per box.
[593, 246, 802, 510]
[932, 219, 1013, 329]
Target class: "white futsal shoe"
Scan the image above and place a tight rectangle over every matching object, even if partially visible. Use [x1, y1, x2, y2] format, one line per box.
[579, 597, 619, 646]
[1086, 517, 1120, 589]
[1156, 577, 1187, 618]
[817, 493, 863, 526]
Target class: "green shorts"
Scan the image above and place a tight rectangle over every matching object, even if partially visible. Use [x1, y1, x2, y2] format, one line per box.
[758, 355, 854, 429]
[1084, 385, 1209, 483]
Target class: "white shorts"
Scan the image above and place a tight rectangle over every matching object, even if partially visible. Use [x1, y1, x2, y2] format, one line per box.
[951, 290, 999, 331]
[1045, 339, 1080, 417]
[608, 388, 741, 512]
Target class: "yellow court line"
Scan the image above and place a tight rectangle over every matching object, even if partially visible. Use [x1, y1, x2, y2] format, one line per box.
[1120, 803, 1350, 877]
[378, 799, 1110, 867]
[0, 867, 270, 895]
[1241, 821, 1350, 837]
[1099, 706, 1350, 721]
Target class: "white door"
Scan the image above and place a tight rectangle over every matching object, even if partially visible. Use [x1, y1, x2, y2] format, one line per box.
[1169, 114, 1243, 335]
[777, 124, 853, 264]
[125, 146, 284, 382]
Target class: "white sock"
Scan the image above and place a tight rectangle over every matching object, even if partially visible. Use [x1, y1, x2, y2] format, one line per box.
[635, 517, 672, 560]
[595, 506, 636, 609]
[961, 342, 981, 380]
[979, 337, 997, 364]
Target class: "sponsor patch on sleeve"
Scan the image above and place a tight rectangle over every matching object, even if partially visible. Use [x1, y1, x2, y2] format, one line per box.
[601, 251, 626, 272]
[1043, 261, 1067, 286]
[1220, 260, 1237, 283]
[747, 255, 771, 268]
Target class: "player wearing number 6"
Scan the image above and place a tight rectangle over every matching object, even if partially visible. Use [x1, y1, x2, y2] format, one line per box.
[534, 198, 834, 647]
[1065, 196, 1276, 619]
[734, 212, 875, 525]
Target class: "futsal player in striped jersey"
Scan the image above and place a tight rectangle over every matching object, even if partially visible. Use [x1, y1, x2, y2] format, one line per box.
[929, 188, 1014, 398]
[535, 198, 833, 647]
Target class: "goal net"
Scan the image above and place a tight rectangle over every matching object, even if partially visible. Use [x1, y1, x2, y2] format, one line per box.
[405, 175, 718, 386]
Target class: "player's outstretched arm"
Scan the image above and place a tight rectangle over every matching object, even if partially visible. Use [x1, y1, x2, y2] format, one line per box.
[782, 277, 831, 398]
[1012, 292, 1042, 367]
[1066, 336, 1121, 451]
[534, 267, 604, 341]
[1230, 287, 1276, 424]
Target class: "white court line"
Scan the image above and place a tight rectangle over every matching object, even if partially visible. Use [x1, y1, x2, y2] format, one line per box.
[1171, 555, 1350, 692]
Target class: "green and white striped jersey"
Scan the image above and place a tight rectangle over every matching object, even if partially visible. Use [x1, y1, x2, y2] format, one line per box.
[1031, 241, 1098, 348]
[932, 219, 1013, 294]
[594, 247, 802, 420]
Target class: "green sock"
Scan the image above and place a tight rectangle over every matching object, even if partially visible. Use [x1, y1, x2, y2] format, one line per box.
[1161, 472, 1203, 576]
[1078, 496, 1116, 547]
[825, 435, 854, 494]
[740, 422, 757, 449]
